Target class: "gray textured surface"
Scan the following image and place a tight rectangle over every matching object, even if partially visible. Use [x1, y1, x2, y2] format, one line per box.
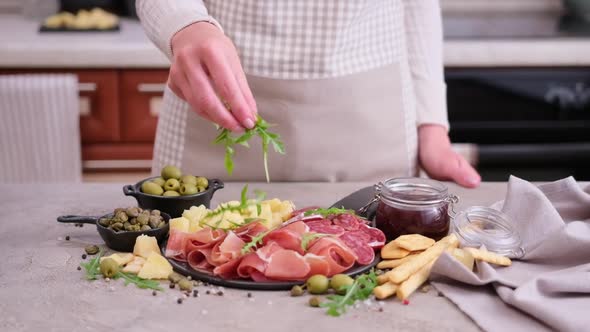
[0, 182, 506, 332]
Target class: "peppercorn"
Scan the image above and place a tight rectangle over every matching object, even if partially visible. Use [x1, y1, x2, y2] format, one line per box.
[217, 290, 224, 296]
[65, 236, 70, 241]
[378, 307, 384, 312]
[152, 291, 157, 296]
[193, 290, 199, 297]
[76, 266, 81, 271]
[247, 292, 252, 298]
[81, 254, 87, 259]
[206, 290, 210, 295]
[169, 283, 175, 289]
[177, 298, 183, 304]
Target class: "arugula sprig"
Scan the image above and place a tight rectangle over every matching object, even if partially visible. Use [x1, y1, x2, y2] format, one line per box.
[320, 270, 378, 317]
[80, 250, 103, 280]
[115, 271, 163, 291]
[300, 233, 332, 251]
[202, 185, 266, 225]
[303, 207, 355, 217]
[214, 116, 285, 182]
[241, 230, 271, 255]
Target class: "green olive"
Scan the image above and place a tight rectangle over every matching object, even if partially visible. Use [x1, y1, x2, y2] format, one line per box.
[308, 296, 322, 307]
[141, 181, 164, 196]
[164, 178, 180, 191]
[152, 177, 166, 187]
[100, 258, 120, 278]
[161, 165, 182, 180]
[197, 186, 206, 193]
[178, 278, 193, 291]
[163, 190, 181, 197]
[84, 245, 99, 255]
[180, 175, 197, 185]
[290, 285, 304, 297]
[196, 177, 208, 189]
[330, 274, 354, 295]
[306, 275, 329, 294]
[168, 272, 183, 283]
[180, 183, 198, 196]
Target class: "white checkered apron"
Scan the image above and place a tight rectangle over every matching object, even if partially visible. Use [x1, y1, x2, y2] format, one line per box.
[152, 0, 417, 181]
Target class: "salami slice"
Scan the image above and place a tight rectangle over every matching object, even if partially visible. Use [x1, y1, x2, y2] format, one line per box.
[338, 232, 375, 265]
[331, 214, 361, 231]
[359, 224, 386, 248]
[308, 223, 346, 236]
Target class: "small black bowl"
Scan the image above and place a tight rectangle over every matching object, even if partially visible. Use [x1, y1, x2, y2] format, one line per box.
[123, 177, 224, 218]
[57, 212, 170, 252]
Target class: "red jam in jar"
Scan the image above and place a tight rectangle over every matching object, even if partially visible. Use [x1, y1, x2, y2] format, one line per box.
[374, 178, 454, 241]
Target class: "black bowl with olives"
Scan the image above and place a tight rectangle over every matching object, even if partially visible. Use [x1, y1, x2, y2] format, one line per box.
[123, 166, 224, 218]
[57, 207, 170, 252]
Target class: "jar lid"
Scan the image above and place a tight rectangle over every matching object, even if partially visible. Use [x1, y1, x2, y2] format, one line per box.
[379, 177, 449, 206]
[452, 206, 525, 258]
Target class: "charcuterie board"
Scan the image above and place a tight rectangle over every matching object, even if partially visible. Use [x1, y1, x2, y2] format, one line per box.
[162, 239, 380, 290]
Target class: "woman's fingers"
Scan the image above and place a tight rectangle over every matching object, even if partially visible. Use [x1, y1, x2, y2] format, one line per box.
[446, 153, 481, 188]
[227, 50, 257, 114]
[202, 47, 256, 129]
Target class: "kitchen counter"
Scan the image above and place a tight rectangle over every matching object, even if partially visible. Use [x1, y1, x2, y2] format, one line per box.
[0, 181, 521, 332]
[1, 14, 590, 68]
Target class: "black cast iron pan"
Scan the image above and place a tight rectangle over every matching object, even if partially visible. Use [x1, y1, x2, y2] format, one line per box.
[57, 212, 170, 252]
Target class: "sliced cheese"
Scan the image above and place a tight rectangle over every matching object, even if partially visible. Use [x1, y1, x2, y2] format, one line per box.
[138, 252, 173, 279]
[133, 235, 161, 258]
[169, 217, 190, 233]
[122, 256, 146, 274]
[100, 253, 134, 266]
[450, 248, 475, 271]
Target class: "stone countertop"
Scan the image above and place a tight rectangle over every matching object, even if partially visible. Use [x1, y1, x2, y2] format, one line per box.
[0, 181, 521, 332]
[1, 14, 590, 69]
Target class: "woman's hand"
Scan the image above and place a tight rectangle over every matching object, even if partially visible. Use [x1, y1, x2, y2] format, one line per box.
[169, 22, 257, 132]
[418, 125, 481, 188]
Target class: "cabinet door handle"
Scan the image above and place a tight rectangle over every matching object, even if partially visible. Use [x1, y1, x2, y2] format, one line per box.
[137, 83, 166, 94]
[78, 82, 97, 92]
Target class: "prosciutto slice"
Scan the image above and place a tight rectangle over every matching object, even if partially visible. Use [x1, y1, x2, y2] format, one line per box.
[307, 237, 356, 275]
[165, 230, 190, 261]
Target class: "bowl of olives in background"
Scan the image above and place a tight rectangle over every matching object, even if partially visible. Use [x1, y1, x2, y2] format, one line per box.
[123, 165, 224, 218]
[57, 207, 170, 252]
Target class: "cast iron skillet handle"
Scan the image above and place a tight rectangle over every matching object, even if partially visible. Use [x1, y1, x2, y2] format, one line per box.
[123, 184, 138, 197]
[209, 179, 224, 192]
[57, 215, 99, 225]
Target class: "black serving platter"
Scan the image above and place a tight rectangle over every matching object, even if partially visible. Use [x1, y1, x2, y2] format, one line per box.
[161, 239, 380, 291]
[330, 185, 378, 221]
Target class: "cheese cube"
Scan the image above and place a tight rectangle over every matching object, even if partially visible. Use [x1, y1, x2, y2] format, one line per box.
[169, 217, 190, 233]
[137, 252, 173, 279]
[450, 248, 475, 271]
[100, 253, 134, 266]
[133, 235, 161, 259]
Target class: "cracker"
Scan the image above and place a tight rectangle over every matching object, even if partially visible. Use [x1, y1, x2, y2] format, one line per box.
[396, 260, 434, 300]
[389, 234, 458, 284]
[381, 241, 410, 259]
[464, 247, 512, 266]
[373, 281, 398, 300]
[376, 252, 421, 270]
[393, 234, 435, 252]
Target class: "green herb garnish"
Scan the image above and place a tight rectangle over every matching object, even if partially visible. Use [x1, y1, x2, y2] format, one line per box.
[214, 116, 285, 182]
[303, 207, 355, 217]
[80, 250, 103, 280]
[301, 233, 331, 251]
[114, 271, 163, 291]
[241, 230, 271, 255]
[320, 270, 378, 317]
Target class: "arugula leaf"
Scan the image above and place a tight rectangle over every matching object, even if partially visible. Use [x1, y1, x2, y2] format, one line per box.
[240, 184, 249, 206]
[301, 233, 331, 251]
[241, 230, 271, 255]
[213, 116, 285, 182]
[80, 250, 103, 280]
[303, 207, 355, 217]
[115, 271, 163, 291]
[320, 270, 378, 317]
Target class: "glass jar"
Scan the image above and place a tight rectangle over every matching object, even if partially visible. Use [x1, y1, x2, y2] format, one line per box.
[452, 206, 525, 258]
[373, 178, 457, 241]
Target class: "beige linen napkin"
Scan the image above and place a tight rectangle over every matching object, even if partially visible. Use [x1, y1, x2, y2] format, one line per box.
[431, 176, 590, 332]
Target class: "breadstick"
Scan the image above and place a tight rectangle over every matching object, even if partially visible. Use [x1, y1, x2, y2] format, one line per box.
[377, 271, 392, 285]
[373, 281, 398, 300]
[389, 234, 458, 284]
[396, 261, 435, 300]
[464, 247, 512, 266]
[376, 252, 420, 270]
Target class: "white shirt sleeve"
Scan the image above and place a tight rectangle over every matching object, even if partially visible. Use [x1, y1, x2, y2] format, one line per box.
[402, 0, 449, 129]
[136, 0, 223, 60]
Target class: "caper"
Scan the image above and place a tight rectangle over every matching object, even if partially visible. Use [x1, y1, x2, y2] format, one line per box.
[141, 181, 164, 196]
[161, 165, 182, 180]
[140, 225, 151, 231]
[157, 221, 166, 229]
[309, 296, 322, 307]
[168, 272, 183, 283]
[132, 224, 141, 232]
[180, 175, 197, 185]
[151, 209, 161, 216]
[115, 211, 128, 222]
[137, 213, 149, 225]
[98, 218, 110, 227]
[306, 275, 329, 294]
[147, 216, 160, 227]
[164, 178, 181, 192]
[330, 274, 354, 295]
[178, 278, 193, 291]
[152, 177, 166, 187]
[124, 221, 132, 228]
[163, 190, 181, 197]
[100, 258, 120, 278]
[179, 183, 198, 196]
[84, 245, 99, 255]
[114, 208, 125, 215]
[148, 218, 159, 229]
[125, 207, 140, 218]
[290, 285, 304, 297]
[129, 217, 137, 225]
[111, 222, 123, 231]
